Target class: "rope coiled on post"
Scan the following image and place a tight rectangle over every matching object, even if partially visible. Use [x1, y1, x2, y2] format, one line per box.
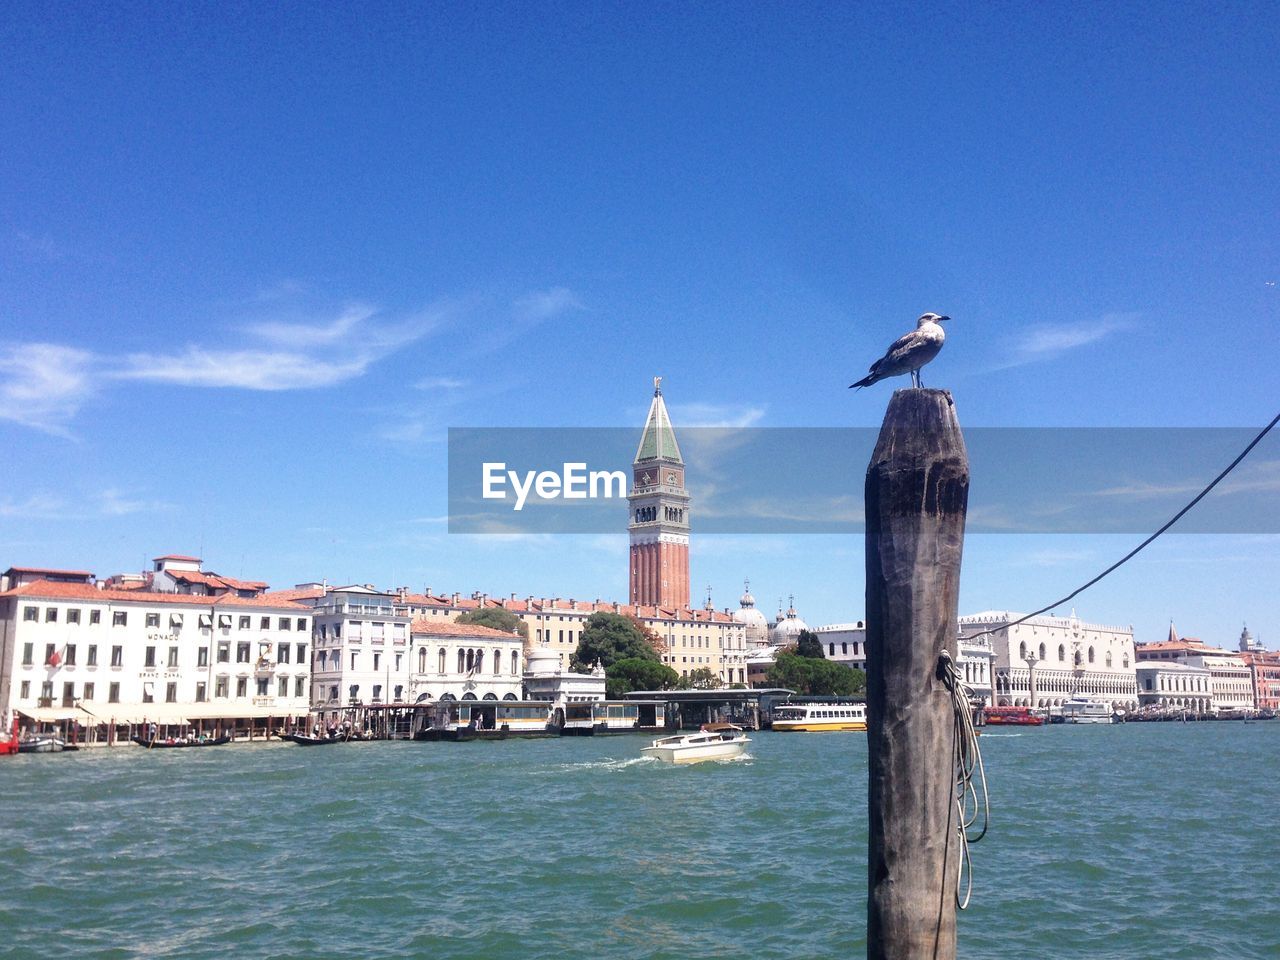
[938, 649, 988, 910]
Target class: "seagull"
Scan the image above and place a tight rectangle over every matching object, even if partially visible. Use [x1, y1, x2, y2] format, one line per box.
[849, 312, 950, 390]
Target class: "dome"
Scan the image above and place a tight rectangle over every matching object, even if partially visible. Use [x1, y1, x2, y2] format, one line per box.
[739, 578, 757, 609]
[733, 579, 770, 645]
[525, 647, 561, 677]
[769, 594, 809, 643]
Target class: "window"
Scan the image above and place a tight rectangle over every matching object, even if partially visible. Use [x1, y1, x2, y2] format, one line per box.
[68, 609, 81, 625]
[511, 651, 519, 675]
[394, 653, 402, 671]
[394, 684, 403, 702]
[165, 682, 177, 703]
[144, 647, 156, 668]
[418, 648, 427, 673]
[111, 645, 123, 667]
[65, 644, 76, 666]
[253, 676, 267, 696]
[215, 677, 228, 698]
[236, 678, 248, 697]
[294, 676, 305, 698]
[109, 682, 120, 703]
[296, 643, 306, 663]
[21, 643, 33, 666]
[278, 677, 288, 698]
[113, 611, 127, 627]
[199, 614, 213, 629]
[319, 624, 327, 639]
[142, 682, 155, 703]
[277, 643, 290, 664]
[348, 684, 359, 702]
[350, 651, 357, 670]
[23, 606, 37, 622]
[373, 653, 381, 671]
[146, 613, 160, 628]
[239, 615, 250, 630]
[20, 681, 30, 699]
[195, 682, 206, 702]
[260, 617, 270, 630]
[329, 684, 338, 702]
[438, 648, 446, 673]
[217, 642, 230, 663]
[279, 617, 291, 631]
[87, 644, 98, 666]
[197, 647, 208, 667]
[237, 642, 250, 663]
[333, 623, 341, 639]
[41, 680, 54, 701]
[296, 618, 307, 631]
[170, 613, 183, 629]
[494, 652, 500, 675]
[372, 684, 382, 702]
[90, 610, 101, 625]
[218, 614, 232, 629]
[45, 643, 56, 665]
[46, 607, 58, 623]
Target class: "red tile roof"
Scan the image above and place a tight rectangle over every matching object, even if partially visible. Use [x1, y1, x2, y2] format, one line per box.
[163, 569, 268, 593]
[5, 566, 94, 578]
[153, 554, 202, 563]
[409, 618, 522, 640]
[0, 579, 308, 610]
[396, 592, 737, 624]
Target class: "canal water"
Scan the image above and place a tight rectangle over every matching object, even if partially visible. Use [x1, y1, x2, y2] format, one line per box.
[1, 722, 1276, 959]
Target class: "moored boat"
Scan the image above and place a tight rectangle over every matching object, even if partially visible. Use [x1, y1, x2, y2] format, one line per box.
[18, 734, 68, 753]
[282, 732, 350, 745]
[983, 705, 1044, 727]
[1058, 698, 1115, 724]
[641, 723, 750, 764]
[772, 702, 867, 732]
[130, 735, 232, 748]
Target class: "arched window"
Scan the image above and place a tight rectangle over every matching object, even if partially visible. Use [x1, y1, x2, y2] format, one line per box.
[418, 647, 427, 673]
[1019, 641, 1027, 660]
[510, 650, 519, 675]
[473, 649, 483, 673]
[438, 647, 446, 674]
[1058, 644, 1066, 662]
[457, 649, 466, 673]
[1039, 643, 1046, 660]
[1088, 647, 1095, 664]
[1106, 652, 1113, 668]
[493, 650, 500, 675]
[1122, 654, 1129, 669]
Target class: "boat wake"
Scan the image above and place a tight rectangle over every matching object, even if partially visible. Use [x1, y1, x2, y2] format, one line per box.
[558, 757, 657, 772]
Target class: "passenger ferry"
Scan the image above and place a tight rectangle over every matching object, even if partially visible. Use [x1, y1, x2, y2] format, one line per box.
[560, 700, 667, 735]
[413, 700, 556, 740]
[772, 702, 867, 732]
[982, 705, 1045, 727]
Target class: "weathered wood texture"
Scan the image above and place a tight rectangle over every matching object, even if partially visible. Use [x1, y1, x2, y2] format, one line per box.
[865, 389, 970, 960]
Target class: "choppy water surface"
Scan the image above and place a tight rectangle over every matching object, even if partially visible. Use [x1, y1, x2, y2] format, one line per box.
[1, 723, 1277, 959]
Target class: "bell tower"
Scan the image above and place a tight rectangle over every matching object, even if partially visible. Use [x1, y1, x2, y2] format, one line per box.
[628, 377, 691, 608]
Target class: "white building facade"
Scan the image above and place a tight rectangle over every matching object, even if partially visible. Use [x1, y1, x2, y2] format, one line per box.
[0, 572, 312, 734]
[960, 611, 1138, 710]
[1135, 662, 1213, 713]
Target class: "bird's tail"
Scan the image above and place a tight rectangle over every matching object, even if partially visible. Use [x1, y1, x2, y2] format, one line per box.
[849, 375, 874, 390]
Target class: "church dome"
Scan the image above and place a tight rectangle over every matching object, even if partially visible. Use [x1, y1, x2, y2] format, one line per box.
[770, 594, 809, 643]
[732, 579, 770, 644]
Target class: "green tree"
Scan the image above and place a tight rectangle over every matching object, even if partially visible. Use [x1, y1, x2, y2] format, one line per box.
[767, 652, 866, 696]
[795, 629, 825, 660]
[677, 667, 721, 690]
[455, 607, 529, 639]
[606, 657, 680, 698]
[571, 612, 660, 671]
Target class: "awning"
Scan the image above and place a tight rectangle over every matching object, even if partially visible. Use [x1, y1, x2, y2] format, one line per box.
[17, 707, 81, 723]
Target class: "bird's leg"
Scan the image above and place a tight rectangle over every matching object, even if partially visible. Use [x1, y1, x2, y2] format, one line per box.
[910, 369, 921, 389]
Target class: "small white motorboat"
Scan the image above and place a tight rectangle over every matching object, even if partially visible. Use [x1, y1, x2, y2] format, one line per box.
[641, 723, 750, 764]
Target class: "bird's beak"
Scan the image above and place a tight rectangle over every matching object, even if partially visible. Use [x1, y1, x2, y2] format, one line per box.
[938, 315, 951, 322]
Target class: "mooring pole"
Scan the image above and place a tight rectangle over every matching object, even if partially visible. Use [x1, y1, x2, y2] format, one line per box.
[866, 388, 970, 960]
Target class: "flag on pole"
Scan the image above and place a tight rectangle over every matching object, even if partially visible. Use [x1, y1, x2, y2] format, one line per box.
[47, 646, 63, 668]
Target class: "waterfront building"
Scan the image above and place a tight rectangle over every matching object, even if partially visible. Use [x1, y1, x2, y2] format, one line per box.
[395, 590, 749, 686]
[1135, 661, 1213, 713]
[1135, 625, 1255, 713]
[959, 610, 1138, 710]
[300, 584, 413, 711]
[523, 647, 606, 703]
[0, 560, 312, 738]
[628, 377, 691, 608]
[1238, 627, 1280, 712]
[813, 622, 867, 670]
[957, 631, 995, 705]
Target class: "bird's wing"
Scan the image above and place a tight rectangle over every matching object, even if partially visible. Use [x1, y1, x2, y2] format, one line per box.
[880, 330, 923, 365]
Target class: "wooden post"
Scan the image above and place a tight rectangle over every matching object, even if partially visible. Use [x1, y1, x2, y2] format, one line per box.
[865, 389, 969, 960]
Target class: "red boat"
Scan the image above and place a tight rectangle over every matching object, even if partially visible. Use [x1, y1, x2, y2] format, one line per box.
[0, 716, 19, 756]
[983, 705, 1045, 726]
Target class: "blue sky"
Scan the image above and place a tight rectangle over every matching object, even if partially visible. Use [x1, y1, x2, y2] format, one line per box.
[2, 2, 1277, 647]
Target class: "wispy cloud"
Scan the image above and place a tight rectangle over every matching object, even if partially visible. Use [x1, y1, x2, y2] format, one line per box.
[0, 343, 97, 436]
[0, 487, 173, 520]
[670, 403, 766, 429]
[992, 313, 1136, 371]
[415, 376, 468, 391]
[514, 287, 584, 322]
[1090, 460, 1280, 499]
